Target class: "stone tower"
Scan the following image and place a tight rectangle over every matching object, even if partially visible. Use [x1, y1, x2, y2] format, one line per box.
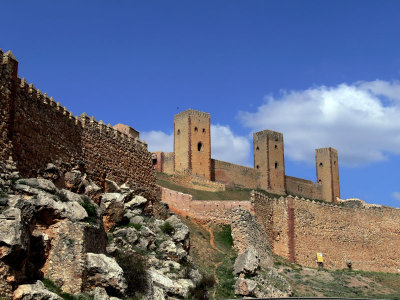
[315, 147, 340, 202]
[174, 109, 211, 180]
[253, 130, 286, 194]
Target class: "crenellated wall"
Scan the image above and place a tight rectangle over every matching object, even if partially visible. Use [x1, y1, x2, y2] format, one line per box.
[0, 50, 156, 200]
[252, 191, 400, 273]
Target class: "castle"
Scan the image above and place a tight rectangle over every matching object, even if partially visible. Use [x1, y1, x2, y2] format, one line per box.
[3, 49, 400, 274]
[152, 109, 340, 203]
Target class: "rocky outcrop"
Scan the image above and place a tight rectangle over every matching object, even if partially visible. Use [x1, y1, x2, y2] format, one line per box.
[13, 281, 62, 300]
[233, 245, 260, 275]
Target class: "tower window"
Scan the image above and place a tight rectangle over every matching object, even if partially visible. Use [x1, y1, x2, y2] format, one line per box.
[334, 161, 336, 165]
[197, 142, 203, 151]
[177, 129, 180, 135]
[318, 179, 322, 183]
[256, 165, 259, 169]
[202, 128, 206, 133]
[275, 145, 278, 149]
[275, 162, 278, 169]
[256, 146, 259, 151]
[194, 127, 198, 132]
[319, 162, 323, 167]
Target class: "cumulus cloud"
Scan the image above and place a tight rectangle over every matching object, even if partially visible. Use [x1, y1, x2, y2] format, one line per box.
[239, 80, 400, 166]
[142, 125, 251, 166]
[211, 124, 251, 166]
[391, 192, 400, 202]
[141, 130, 174, 152]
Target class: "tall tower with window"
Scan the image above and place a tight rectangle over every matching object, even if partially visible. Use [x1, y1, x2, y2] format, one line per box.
[315, 147, 340, 202]
[174, 109, 211, 180]
[253, 130, 286, 194]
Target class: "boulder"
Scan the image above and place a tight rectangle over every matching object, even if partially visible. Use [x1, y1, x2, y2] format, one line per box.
[86, 253, 127, 296]
[102, 200, 125, 231]
[93, 287, 110, 300]
[124, 195, 147, 210]
[64, 170, 83, 192]
[234, 277, 257, 296]
[15, 178, 57, 194]
[13, 280, 63, 300]
[149, 269, 189, 297]
[233, 245, 259, 275]
[105, 179, 121, 193]
[165, 215, 189, 243]
[101, 193, 125, 209]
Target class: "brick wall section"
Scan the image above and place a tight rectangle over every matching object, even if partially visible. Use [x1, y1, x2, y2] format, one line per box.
[285, 175, 323, 200]
[211, 159, 260, 189]
[80, 116, 156, 201]
[253, 192, 400, 273]
[0, 51, 156, 201]
[160, 186, 253, 223]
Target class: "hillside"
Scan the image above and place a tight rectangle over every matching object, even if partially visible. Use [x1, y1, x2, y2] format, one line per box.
[181, 214, 400, 299]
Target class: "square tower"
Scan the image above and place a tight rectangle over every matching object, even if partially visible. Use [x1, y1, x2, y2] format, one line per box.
[174, 109, 211, 180]
[253, 130, 286, 194]
[315, 147, 340, 202]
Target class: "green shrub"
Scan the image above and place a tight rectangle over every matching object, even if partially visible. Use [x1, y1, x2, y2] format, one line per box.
[159, 221, 175, 235]
[188, 274, 216, 300]
[42, 278, 92, 300]
[214, 225, 233, 250]
[124, 223, 142, 230]
[80, 197, 97, 224]
[114, 250, 149, 297]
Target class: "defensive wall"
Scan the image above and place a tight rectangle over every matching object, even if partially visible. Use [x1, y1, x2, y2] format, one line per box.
[253, 191, 400, 273]
[0, 50, 156, 200]
[160, 186, 253, 223]
[153, 109, 340, 203]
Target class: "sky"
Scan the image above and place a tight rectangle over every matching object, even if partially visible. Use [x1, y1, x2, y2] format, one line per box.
[1, 0, 400, 206]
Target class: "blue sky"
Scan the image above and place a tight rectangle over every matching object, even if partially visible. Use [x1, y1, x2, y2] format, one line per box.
[2, 1, 400, 206]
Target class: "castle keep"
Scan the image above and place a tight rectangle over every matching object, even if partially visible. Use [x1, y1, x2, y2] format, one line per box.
[154, 109, 340, 202]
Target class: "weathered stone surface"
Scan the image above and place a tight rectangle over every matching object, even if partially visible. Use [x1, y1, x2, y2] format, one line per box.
[124, 195, 147, 210]
[149, 269, 189, 297]
[13, 280, 63, 300]
[233, 245, 259, 275]
[166, 215, 189, 243]
[105, 179, 120, 193]
[102, 200, 125, 231]
[0, 207, 28, 248]
[234, 277, 257, 296]
[86, 253, 127, 296]
[93, 287, 110, 300]
[15, 178, 57, 194]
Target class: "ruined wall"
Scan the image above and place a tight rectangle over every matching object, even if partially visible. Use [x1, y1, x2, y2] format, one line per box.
[285, 176, 323, 200]
[162, 152, 174, 174]
[253, 192, 400, 273]
[160, 186, 253, 223]
[211, 159, 260, 189]
[0, 50, 156, 201]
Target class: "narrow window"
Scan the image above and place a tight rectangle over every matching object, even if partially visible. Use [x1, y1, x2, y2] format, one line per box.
[197, 142, 203, 151]
[177, 129, 180, 135]
[275, 145, 278, 149]
[256, 146, 259, 151]
[334, 161, 336, 165]
[202, 128, 206, 133]
[318, 179, 322, 183]
[319, 162, 323, 167]
[256, 165, 259, 169]
[275, 162, 278, 169]
[194, 127, 198, 132]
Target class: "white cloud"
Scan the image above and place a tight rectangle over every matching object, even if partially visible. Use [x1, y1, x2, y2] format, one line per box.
[141, 131, 174, 152]
[391, 192, 400, 202]
[142, 125, 251, 166]
[211, 124, 251, 166]
[239, 80, 400, 166]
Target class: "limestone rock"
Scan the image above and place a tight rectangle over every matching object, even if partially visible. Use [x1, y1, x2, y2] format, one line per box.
[64, 170, 83, 192]
[166, 215, 189, 243]
[233, 245, 260, 275]
[15, 178, 57, 194]
[105, 179, 121, 193]
[149, 269, 191, 297]
[13, 280, 63, 300]
[86, 253, 127, 296]
[234, 277, 257, 296]
[124, 195, 147, 210]
[93, 287, 110, 300]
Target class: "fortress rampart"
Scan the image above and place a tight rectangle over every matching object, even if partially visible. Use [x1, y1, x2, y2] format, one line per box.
[0, 50, 156, 200]
[253, 191, 400, 273]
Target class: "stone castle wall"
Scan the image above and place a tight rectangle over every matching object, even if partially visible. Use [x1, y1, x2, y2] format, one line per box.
[285, 176, 323, 200]
[160, 186, 253, 223]
[253, 192, 400, 273]
[0, 51, 156, 200]
[211, 159, 261, 189]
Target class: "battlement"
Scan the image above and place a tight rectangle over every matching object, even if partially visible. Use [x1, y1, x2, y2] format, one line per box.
[174, 109, 210, 121]
[253, 129, 283, 142]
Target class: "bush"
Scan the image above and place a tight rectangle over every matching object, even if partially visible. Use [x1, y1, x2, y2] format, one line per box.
[159, 221, 175, 235]
[114, 250, 149, 297]
[42, 278, 93, 300]
[188, 274, 216, 300]
[214, 225, 233, 250]
[80, 197, 97, 224]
